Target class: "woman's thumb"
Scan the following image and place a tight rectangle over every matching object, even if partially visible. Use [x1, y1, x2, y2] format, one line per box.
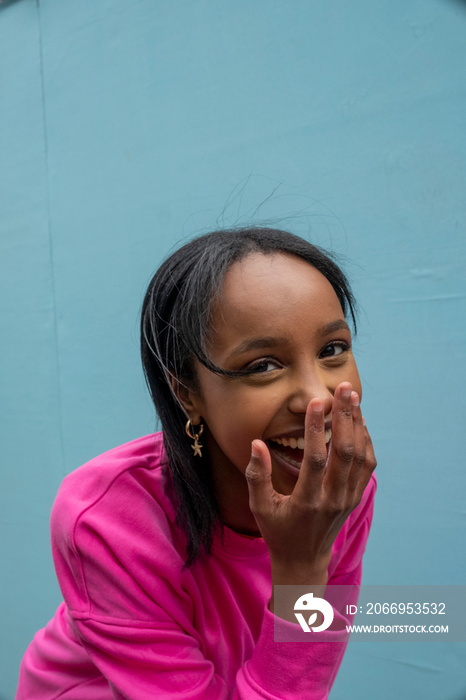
[245, 440, 274, 513]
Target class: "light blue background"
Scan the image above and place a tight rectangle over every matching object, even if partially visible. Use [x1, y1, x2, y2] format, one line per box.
[1, 1, 465, 698]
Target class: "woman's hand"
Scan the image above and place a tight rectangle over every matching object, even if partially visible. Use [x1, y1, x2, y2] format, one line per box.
[245, 382, 377, 593]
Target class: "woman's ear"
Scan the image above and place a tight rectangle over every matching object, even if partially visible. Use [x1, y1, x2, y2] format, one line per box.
[169, 376, 202, 424]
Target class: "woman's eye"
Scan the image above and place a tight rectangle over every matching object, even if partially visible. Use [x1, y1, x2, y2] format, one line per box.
[320, 342, 348, 359]
[248, 359, 281, 374]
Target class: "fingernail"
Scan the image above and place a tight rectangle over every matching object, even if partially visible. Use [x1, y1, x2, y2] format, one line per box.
[351, 392, 360, 407]
[362, 417, 366, 427]
[311, 399, 324, 413]
[251, 440, 261, 458]
[341, 384, 352, 398]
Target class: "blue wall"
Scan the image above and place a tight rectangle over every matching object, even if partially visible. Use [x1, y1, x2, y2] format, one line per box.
[1, 1, 465, 698]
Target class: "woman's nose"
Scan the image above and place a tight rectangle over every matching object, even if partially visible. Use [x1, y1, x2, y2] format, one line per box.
[287, 371, 334, 417]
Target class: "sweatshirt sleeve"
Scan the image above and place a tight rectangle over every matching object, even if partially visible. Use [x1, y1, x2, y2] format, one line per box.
[236, 473, 377, 700]
[51, 467, 376, 700]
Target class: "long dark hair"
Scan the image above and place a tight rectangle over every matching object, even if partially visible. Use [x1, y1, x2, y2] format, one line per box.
[141, 227, 357, 566]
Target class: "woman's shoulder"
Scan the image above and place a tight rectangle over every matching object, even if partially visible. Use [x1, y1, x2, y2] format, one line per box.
[51, 432, 180, 568]
[50, 432, 189, 619]
[344, 471, 377, 535]
[329, 472, 377, 579]
[52, 432, 171, 522]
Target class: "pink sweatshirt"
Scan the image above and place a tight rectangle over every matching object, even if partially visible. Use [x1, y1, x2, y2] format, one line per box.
[16, 432, 376, 700]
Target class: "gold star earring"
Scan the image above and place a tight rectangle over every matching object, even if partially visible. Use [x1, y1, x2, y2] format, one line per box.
[185, 420, 204, 458]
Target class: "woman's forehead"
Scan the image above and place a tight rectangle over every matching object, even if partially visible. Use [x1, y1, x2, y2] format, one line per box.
[217, 252, 337, 305]
[208, 252, 345, 335]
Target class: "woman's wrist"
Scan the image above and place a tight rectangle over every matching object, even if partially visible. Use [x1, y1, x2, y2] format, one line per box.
[269, 556, 329, 617]
[270, 551, 330, 586]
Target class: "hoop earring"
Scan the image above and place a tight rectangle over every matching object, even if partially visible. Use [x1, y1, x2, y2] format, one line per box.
[185, 420, 204, 458]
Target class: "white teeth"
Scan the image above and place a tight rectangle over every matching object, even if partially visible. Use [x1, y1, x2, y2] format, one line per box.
[271, 431, 332, 447]
[272, 436, 303, 448]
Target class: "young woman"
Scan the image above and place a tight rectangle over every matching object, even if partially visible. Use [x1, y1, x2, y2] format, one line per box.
[17, 227, 377, 699]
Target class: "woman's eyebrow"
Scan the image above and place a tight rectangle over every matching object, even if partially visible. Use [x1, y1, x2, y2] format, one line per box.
[228, 336, 290, 358]
[226, 321, 350, 359]
[318, 320, 351, 335]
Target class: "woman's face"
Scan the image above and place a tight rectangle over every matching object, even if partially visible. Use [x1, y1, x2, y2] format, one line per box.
[185, 252, 362, 533]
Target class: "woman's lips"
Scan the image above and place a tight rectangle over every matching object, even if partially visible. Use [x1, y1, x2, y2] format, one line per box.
[268, 429, 332, 468]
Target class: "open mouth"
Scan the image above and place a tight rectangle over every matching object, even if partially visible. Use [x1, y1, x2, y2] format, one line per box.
[268, 430, 332, 468]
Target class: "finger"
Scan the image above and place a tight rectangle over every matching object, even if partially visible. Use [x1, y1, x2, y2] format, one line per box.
[358, 419, 377, 489]
[325, 382, 355, 493]
[245, 440, 275, 515]
[293, 398, 327, 502]
[347, 392, 366, 493]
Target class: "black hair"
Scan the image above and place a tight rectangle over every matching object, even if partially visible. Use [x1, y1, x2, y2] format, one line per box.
[141, 227, 357, 566]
